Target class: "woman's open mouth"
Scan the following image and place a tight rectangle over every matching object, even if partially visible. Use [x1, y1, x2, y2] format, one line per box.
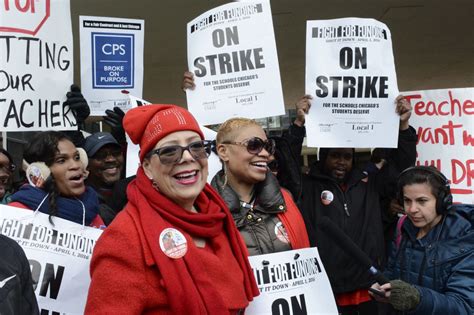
[69, 174, 84, 185]
[173, 170, 199, 185]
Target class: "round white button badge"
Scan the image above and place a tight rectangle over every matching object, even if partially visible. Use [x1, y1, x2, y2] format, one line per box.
[159, 228, 188, 259]
[274, 222, 290, 244]
[321, 190, 334, 205]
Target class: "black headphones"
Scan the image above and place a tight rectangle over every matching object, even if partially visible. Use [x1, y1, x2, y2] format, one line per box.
[398, 166, 453, 215]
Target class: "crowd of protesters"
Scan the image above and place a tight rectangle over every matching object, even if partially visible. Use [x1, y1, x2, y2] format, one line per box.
[0, 80, 472, 315]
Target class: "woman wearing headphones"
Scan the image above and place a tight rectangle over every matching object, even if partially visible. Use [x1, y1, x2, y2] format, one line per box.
[370, 166, 473, 315]
[8, 131, 103, 228]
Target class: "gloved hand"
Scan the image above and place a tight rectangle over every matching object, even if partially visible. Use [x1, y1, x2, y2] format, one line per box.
[63, 84, 90, 125]
[388, 280, 421, 311]
[104, 107, 126, 144]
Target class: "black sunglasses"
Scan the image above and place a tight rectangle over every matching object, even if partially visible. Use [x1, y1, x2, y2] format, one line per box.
[147, 140, 212, 165]
[222, 137, 275, 155]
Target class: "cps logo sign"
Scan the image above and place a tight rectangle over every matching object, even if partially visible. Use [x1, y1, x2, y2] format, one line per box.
[92, 32, 134, 89]
[0, 0, 51, 35]
[102, 43, 126, 56]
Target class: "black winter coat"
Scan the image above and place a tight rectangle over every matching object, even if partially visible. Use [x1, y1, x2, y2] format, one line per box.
[299, 127, 417, 294]
[0, 235, 39, 315]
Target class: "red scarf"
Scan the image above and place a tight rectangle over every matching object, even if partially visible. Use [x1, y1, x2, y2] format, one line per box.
[278, 189, 310, 249]
[127, 168, 258, 314]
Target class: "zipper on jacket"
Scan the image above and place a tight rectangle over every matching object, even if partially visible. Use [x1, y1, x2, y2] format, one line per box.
[335, 185, 350, 217]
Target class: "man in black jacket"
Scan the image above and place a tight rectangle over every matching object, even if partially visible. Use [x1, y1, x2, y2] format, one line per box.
[0, 234, 39, 315]
[298, 95, 417, 315]
[83, 132, 125, 226]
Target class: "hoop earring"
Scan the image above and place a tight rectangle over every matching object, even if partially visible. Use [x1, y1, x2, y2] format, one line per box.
[221, 163, 228, 189]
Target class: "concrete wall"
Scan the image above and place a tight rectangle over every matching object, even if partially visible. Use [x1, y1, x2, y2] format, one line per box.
[70, 0, 473, 108]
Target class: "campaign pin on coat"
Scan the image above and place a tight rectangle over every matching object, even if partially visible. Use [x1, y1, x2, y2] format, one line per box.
[321, 190, 334, 205]
[159, 228, 188, 259]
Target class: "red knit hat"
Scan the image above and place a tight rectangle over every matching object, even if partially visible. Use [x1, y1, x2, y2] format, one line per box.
[123, 104, 204, 162]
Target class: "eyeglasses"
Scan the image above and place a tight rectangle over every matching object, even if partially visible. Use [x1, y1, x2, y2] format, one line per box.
[222, 137, 275, 155]
[92, 148, 122, 161]
[147, 140, 212, 165]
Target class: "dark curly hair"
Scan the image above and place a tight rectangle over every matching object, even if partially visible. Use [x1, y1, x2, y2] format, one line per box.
[23, 131, 72, 221]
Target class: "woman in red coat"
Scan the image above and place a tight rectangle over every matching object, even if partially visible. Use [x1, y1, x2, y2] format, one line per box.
[85, 105, 258, 314]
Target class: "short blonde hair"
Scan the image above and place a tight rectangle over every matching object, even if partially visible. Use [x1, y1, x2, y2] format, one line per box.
[216, 118, 262, 144]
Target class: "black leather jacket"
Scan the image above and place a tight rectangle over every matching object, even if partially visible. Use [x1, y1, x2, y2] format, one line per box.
[211, 171, 292, 256]
[0, 235, 39, 315]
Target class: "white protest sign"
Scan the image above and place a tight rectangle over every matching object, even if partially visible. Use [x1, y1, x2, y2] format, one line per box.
[124, 94, 150, 177]
[79, 16, 144, 115]
[0, 205, 103, 314]
[305, 18, 399, 148]
[0, 0, 76, 131]
[186, 0, 285, 125]
[125, 96, 221, 183]
[404, 88, 473, 204]
[247, 247, 338, 315]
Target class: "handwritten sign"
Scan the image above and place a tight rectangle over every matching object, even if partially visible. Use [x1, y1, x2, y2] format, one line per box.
[0, 0, 76, 131]
[405, 88, 473, 204]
